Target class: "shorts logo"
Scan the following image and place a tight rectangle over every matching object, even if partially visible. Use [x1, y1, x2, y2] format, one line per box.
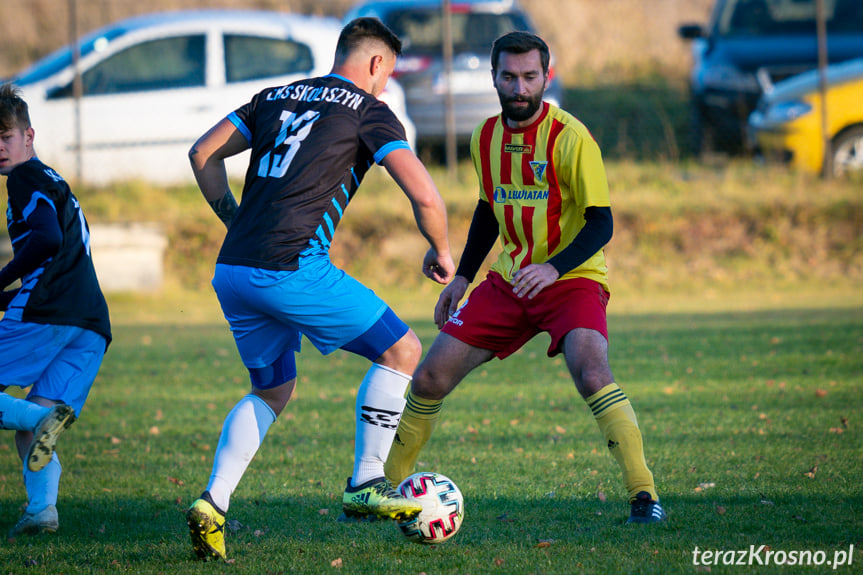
[447, 298, 467, 326]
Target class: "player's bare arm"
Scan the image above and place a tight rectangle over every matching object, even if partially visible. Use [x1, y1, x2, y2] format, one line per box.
[381, 148, 454, 284]
[189, 118, 250, 228]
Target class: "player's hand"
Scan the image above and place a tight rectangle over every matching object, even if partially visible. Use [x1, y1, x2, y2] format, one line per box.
[434, 276, 469, 329]
[511, 263, 559, 299]
[422, 248, 455, 285]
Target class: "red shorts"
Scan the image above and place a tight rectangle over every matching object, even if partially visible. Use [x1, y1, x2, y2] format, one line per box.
[441, 271, 609, 359]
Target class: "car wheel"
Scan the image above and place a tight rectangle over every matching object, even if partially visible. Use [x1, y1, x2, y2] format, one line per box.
[831, 125, 863, 177]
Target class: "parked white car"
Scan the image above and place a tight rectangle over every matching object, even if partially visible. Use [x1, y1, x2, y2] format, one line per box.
[9, 10, 415, 184]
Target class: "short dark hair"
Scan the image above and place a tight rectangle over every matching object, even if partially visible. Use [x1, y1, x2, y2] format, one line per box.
[491, 31, 550, 75]
[336, 17, 402, 62]
[0, 83, 31, 133]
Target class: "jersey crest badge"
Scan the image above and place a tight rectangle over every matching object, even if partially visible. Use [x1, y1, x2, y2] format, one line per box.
[529, 161, 548, 184]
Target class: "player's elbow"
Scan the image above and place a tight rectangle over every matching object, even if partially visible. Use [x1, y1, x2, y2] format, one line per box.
[410, 189, 446, 214]
[188, 142, 205, 171]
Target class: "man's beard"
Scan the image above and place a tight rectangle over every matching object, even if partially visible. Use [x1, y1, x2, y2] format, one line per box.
[498, 91, 543, 123]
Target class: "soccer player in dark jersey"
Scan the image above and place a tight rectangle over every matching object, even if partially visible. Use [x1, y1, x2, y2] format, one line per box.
[185, 17, 454, 561]
[0, 83, 111, 538]
[385, 32, 666, 525]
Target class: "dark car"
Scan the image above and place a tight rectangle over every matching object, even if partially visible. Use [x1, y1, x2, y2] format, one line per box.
[678, 0, 863, 155]
[344, 0, 563, 151]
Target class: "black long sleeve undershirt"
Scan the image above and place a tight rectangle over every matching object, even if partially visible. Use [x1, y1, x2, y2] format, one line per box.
[546, 205, 613, 276]
[454, 200, 499, 282]
[0, 199, 63, 291]
[454, 201, 613, 282]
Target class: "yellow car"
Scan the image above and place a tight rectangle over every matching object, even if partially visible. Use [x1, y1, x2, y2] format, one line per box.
[748, 58, 863, 177]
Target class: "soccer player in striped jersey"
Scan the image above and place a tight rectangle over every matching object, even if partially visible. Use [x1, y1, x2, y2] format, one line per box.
[385, 32, 666, 524]
[185, 18, 454, 560]
[0, 83, 111, 538]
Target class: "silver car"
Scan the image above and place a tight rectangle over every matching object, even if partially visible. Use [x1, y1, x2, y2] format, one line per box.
[345, 0, 563, 150]
[10, 10, 415, 184]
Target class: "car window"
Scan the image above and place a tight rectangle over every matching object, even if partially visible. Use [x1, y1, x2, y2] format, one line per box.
[13, 28, 127, 86]
[48, 35, 206, 99]
[717, 0, 863, 37]
[385, 10, 530, 55]
[224, 35, 314, 83]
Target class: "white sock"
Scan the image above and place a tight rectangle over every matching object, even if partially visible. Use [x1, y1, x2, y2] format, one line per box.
[206, 394, 276, 512]
[352, 363, 410, 486]
[0, 394, 49, 431]
[24, 452, 61, 513]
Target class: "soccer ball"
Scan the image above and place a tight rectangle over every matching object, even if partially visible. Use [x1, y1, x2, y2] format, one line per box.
[396, 472, 464, 544]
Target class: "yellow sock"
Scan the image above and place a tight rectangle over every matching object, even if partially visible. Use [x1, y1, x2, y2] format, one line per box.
[384, 390, 442, 485]
[586, 383, 657, 502]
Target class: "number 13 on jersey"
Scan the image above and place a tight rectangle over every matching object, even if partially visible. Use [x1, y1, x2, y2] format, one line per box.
[258, 110, 320, 179]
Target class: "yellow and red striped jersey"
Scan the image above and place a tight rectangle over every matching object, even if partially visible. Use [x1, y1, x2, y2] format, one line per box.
[470, 102, 611, 291]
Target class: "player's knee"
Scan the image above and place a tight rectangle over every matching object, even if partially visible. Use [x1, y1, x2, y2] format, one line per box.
[411, 361, 451, 400]
[380, 329, 422, 372]
[400, 329, 423, 364]
[570, 363, 613, 396]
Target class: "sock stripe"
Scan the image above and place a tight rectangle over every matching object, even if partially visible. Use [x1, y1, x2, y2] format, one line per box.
[592, 395, 629, 418]
[589, 389, 629, 418]
[405, 394, 442, 417]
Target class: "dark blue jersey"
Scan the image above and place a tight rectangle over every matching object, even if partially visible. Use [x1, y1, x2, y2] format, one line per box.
[217, 74, 410, 270]
[3, 158, 111, 345]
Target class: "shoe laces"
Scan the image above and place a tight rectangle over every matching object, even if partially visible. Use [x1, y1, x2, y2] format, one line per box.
[362, 479, 399, 499]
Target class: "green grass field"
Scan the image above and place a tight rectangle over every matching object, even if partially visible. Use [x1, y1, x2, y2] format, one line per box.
[1, 146, 861, 573]
[0, 292, 860, 574]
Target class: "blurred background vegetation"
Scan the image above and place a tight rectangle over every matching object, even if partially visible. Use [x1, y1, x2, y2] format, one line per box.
[78, 161, 862, 312]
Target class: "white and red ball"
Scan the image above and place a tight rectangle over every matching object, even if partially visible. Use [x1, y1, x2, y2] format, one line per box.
[396, 472, 464, 544]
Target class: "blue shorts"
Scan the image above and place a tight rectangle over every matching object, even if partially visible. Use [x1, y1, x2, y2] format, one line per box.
[212, 258, 407, 368]
[0, 319, 106, 416]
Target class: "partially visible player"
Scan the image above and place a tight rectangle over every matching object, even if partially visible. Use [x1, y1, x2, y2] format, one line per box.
[385, 32, 666, 524]
[185, 17, 453, 561]
[0, 82, 111, 538]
